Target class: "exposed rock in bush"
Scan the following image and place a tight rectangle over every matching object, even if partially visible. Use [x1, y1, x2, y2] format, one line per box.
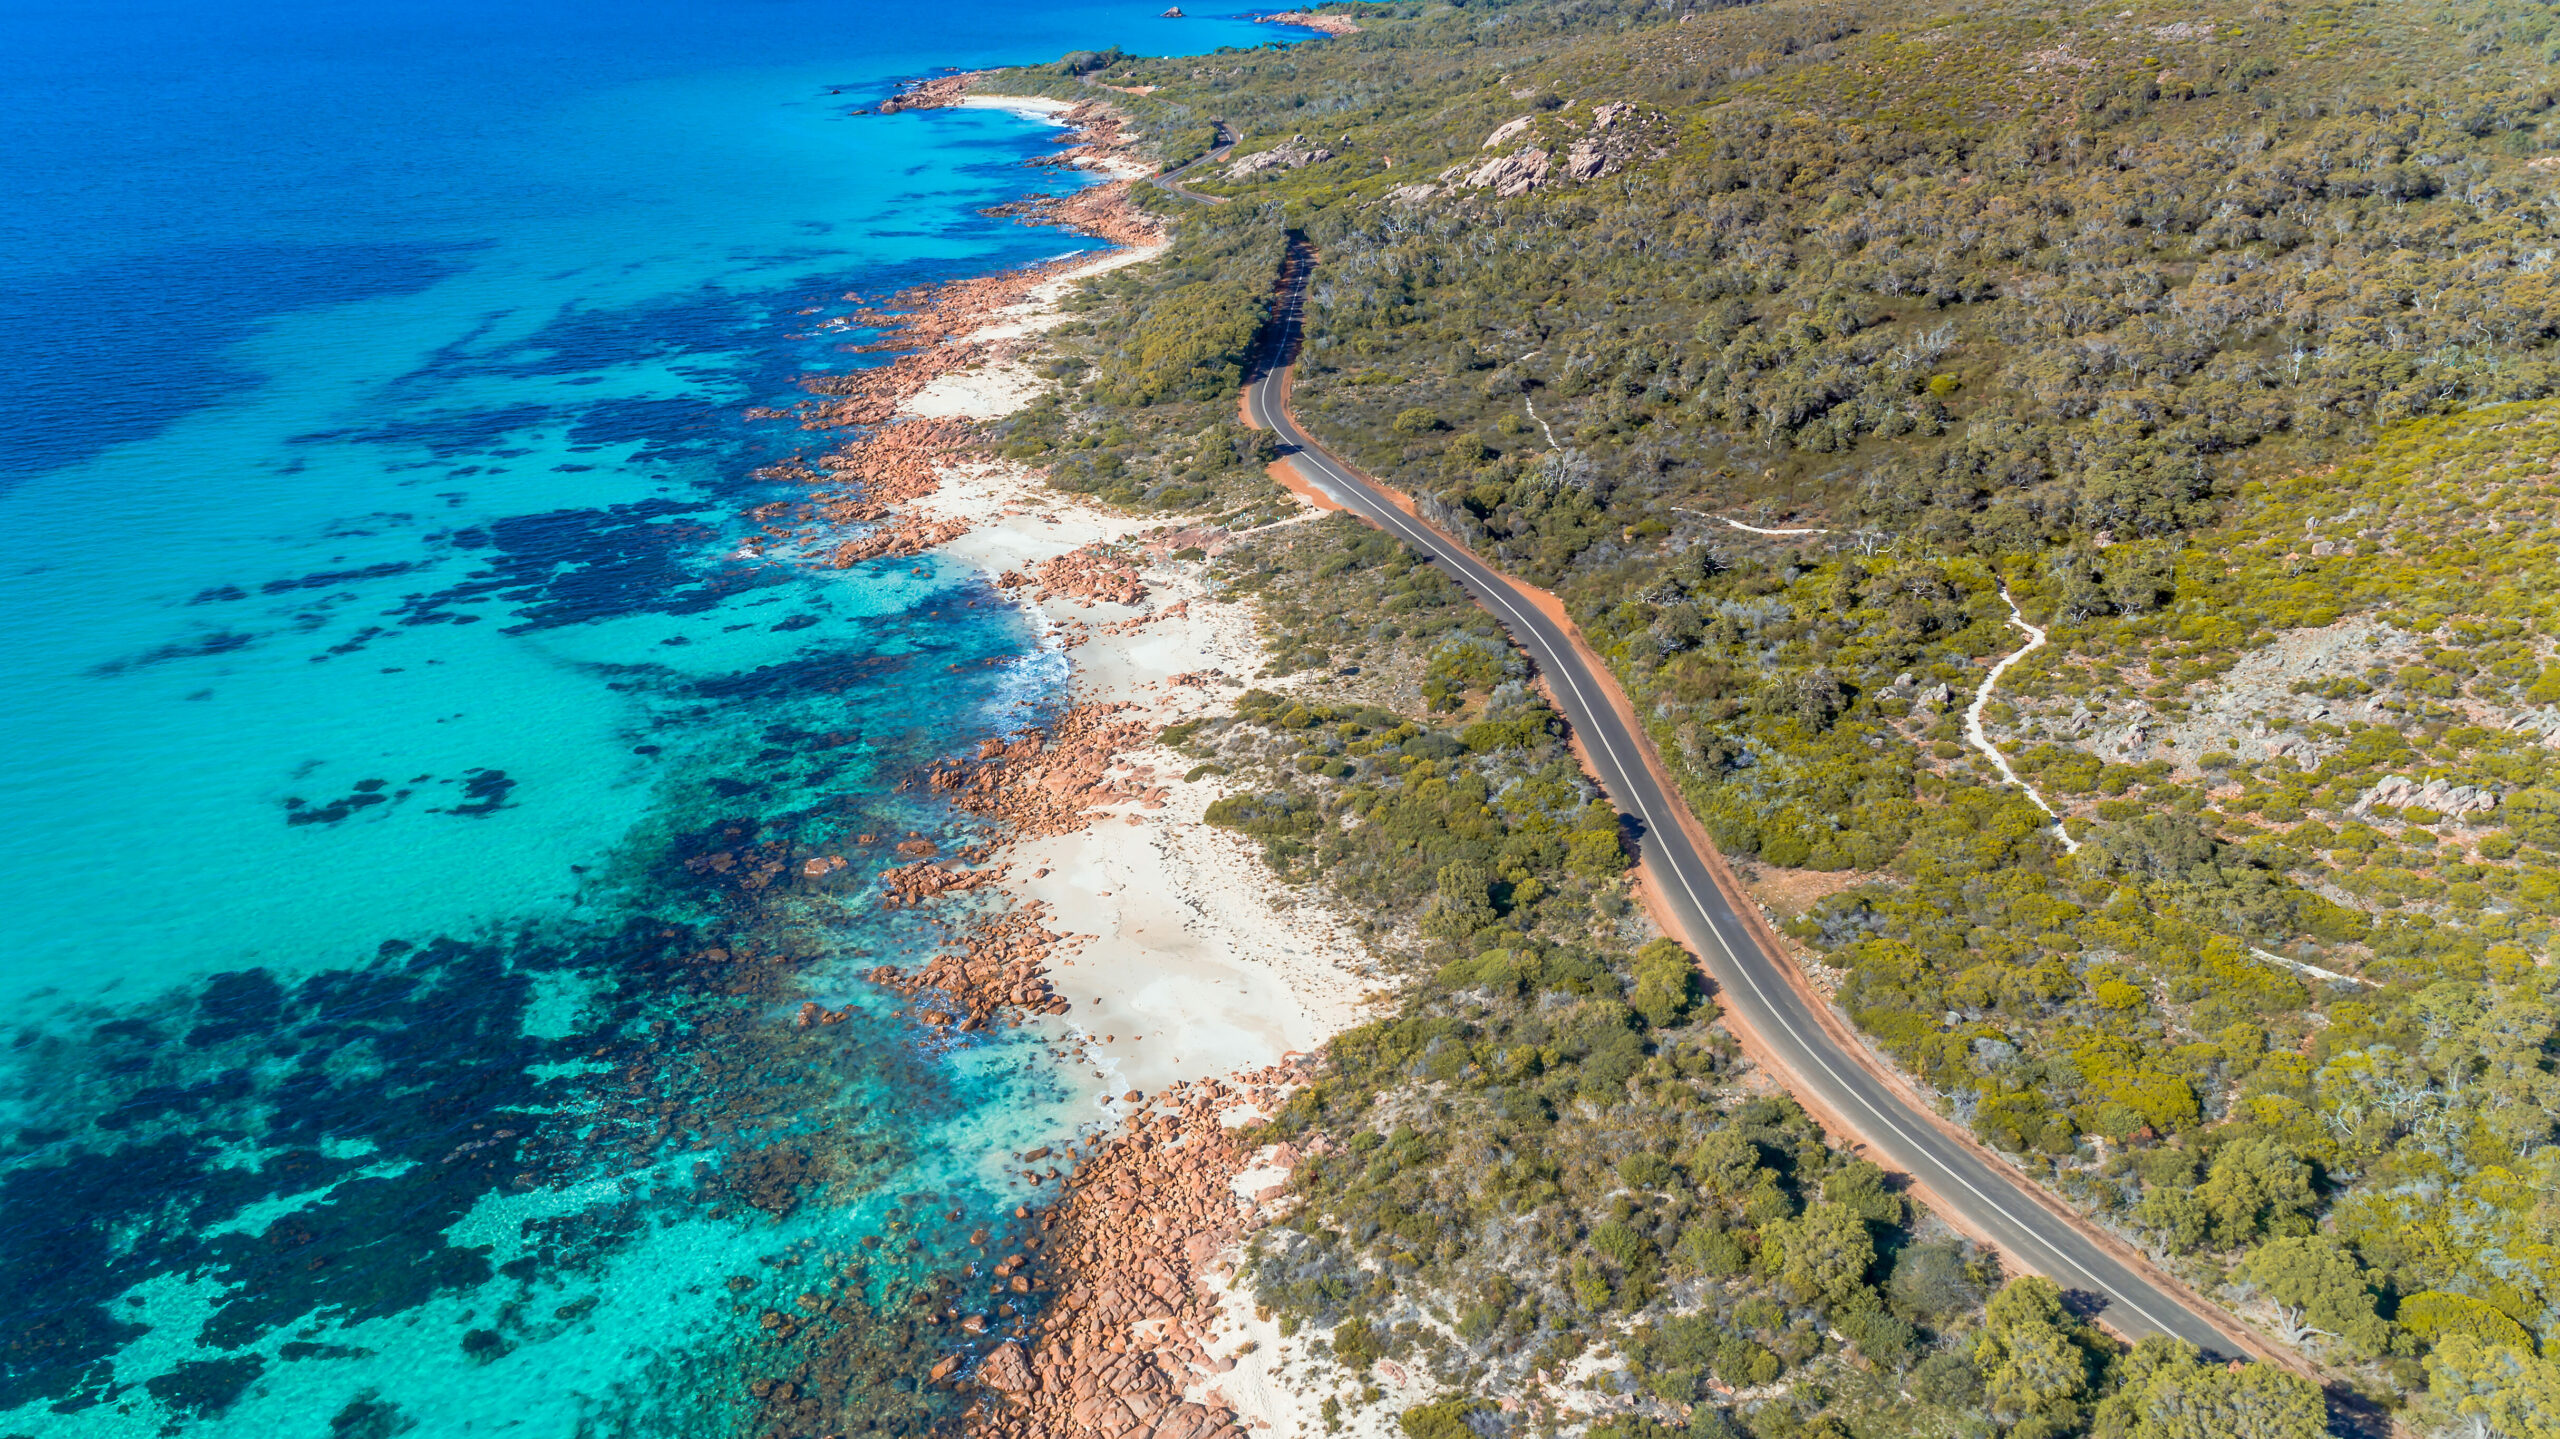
[1227, 135, 1333, 179]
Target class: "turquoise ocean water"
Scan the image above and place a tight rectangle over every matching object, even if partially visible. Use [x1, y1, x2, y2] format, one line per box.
[0, 0, 1280, 1431]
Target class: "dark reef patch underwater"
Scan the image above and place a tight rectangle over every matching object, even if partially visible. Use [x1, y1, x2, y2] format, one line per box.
[1, 796, 1030, 1435]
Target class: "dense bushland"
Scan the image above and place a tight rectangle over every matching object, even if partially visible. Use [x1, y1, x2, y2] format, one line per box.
[964, 0, 2560, 1431]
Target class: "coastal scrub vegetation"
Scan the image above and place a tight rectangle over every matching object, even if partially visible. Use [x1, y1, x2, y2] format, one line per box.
[962, 0, 2560, 1431]
[993, 199, 1293, 518]
[1158, 521, 2327, 1437]
[1170, 554, 2007, 1435]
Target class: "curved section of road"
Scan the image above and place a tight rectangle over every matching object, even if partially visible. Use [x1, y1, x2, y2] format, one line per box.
[1239, 244, 2271, 1365]
[1147, 120, 1235, 204]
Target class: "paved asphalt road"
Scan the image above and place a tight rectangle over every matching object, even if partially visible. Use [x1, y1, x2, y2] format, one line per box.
[1146, 120, 1236, 204]
[1238, 245, 2254, 1360]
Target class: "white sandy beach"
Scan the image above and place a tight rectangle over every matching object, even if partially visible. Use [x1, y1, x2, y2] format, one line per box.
[953, 94, 1077, 117]
[836, 207, 1404, 1435]
[877, 242, 1391, 1100]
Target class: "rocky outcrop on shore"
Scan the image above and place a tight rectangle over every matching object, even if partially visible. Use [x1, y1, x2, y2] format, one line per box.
[867, 903, 1076, 1030]
[1260, 10, 1361, 36]
[875, 71, 984, 114]
[1021, 100, 1157, 185]
[755, 217, 1152, 564]
[827, 513, 973, 566]
[877, 858, 1009, 909]
[965, 1070, 1303, 1439]
[855, 695, 1181, 1028]
[926, 704, 1166, 839]
[743, 95, 1165, 572]
[1004, 544, 1150, 608]
[984, 171, 1165, 250]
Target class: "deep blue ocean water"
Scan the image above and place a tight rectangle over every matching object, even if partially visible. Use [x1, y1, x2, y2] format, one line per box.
[0, 0, 1282, 1430]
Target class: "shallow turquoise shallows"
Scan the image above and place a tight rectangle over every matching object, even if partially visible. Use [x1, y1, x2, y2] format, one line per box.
[0, 0, 1282, 1430]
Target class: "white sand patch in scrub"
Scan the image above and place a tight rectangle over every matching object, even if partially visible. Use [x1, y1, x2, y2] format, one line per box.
[1188, 1256, 1443, 1439]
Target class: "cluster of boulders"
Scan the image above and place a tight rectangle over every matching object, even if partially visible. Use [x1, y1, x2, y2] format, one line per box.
[1226, 134, 1334, 179]
[2516, 707, 2560, 747]
[815, 416, 978, 516]
[877, 858, 1009, 908]
[831, 512, 973, 566]
[1876, 670, 1960, 724]
[985, 175, 1167, 249]
[1563, 101, 1673, 180]
[2035, 620, 2419, 773]
[924, 704, 1164, 838]
[1456, 146, 1551, 198]
[962, 1070, 1307, 1439]
[2349, 773, 2502, 823]
[1387, 99, 1675, 202]
[866, 904, 1077, 1030]
[682, 842, 793, 894]
[1003, 545, 1150, 608]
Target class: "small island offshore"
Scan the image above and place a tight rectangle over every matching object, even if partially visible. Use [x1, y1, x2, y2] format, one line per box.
[756, 1, 2560, 1437]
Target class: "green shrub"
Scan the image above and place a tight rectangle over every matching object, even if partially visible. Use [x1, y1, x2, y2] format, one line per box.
[1397, 1398, 1484, 1439]
[1618, 1151, 1676, 1190]
[1332, 1317, 1385, 1372]
[2398, 1291, 2534, 1352]
[1628, 938, 1700, 1028]
[1673, 1225, 1751, 1278]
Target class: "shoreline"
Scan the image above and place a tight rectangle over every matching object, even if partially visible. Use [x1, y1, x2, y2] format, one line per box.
[776, 83, 1383, 1434]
